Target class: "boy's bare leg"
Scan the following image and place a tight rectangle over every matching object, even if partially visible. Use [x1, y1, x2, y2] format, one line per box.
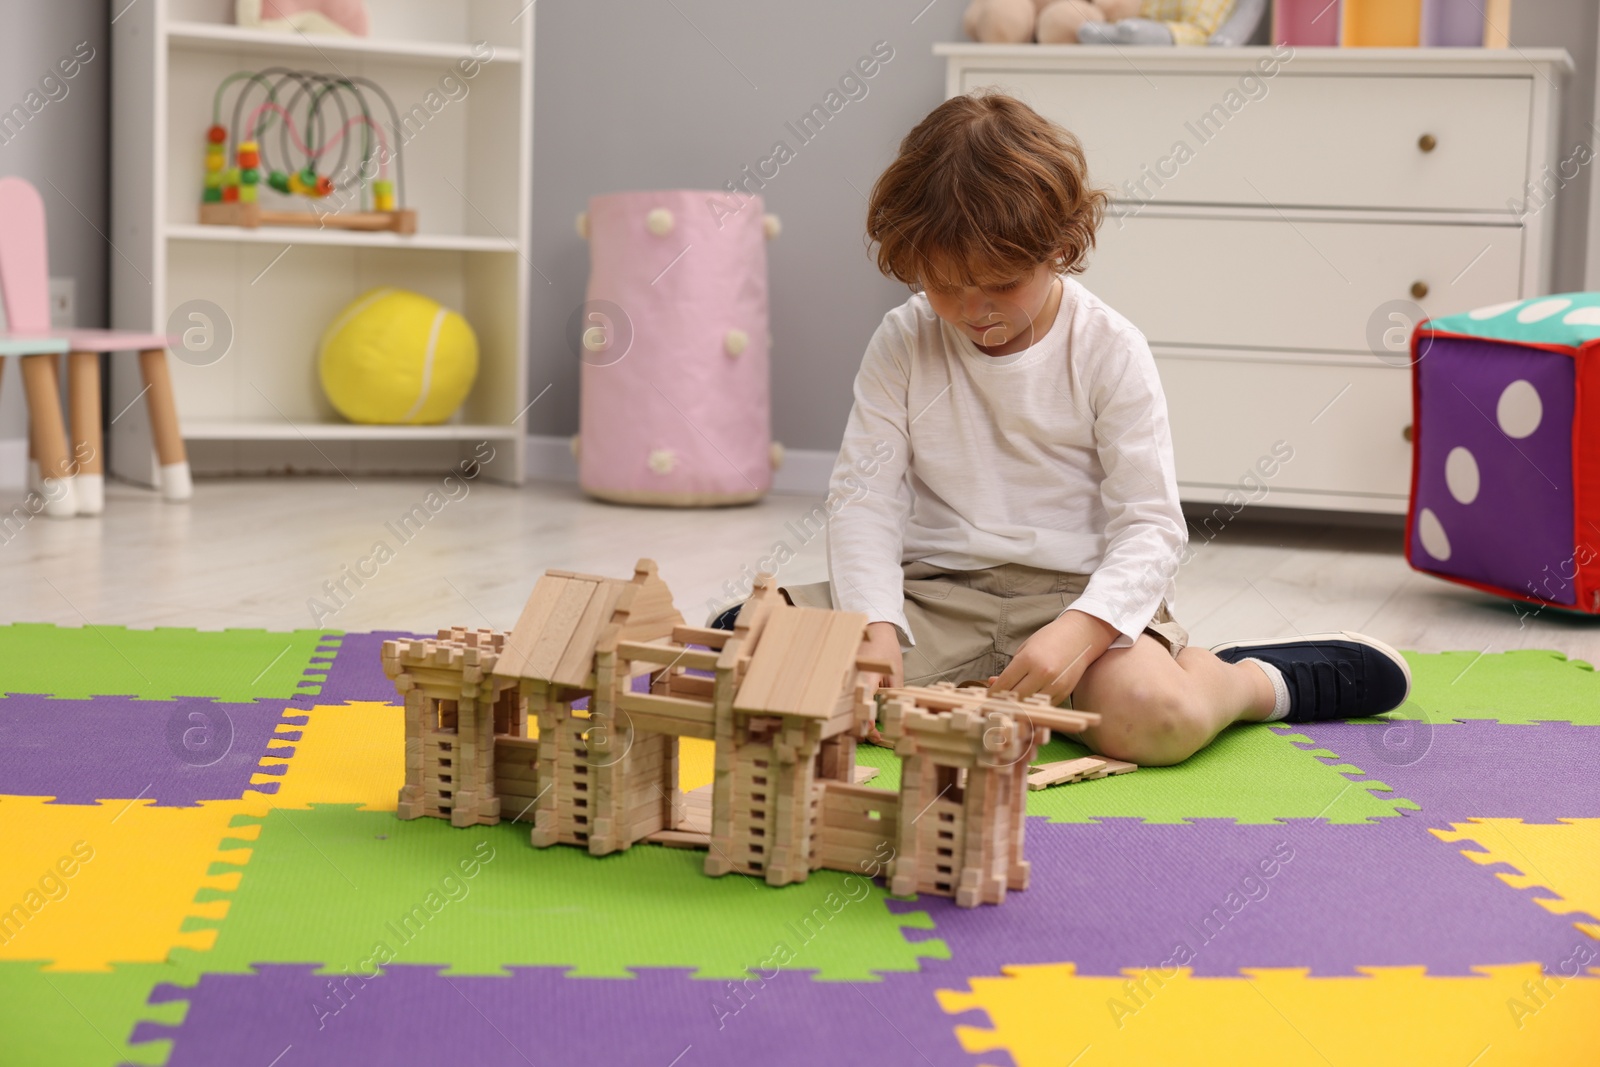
[1069, 636, 1277, 766]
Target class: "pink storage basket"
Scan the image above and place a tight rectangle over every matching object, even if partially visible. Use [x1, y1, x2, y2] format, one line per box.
[576, 189, 776, 506]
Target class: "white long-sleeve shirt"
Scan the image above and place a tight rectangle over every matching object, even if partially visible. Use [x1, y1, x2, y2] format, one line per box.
[826, 276, 1187, 647]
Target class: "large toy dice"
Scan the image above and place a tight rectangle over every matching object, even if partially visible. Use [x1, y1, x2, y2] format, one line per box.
[1407, 293, 1600, 613]
[575, 190, 777, 505]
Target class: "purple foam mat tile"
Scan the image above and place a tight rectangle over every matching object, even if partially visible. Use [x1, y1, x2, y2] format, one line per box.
[292, 631, 421, 707]
[1278, 720, 1600, 822]
[0, 695, 304, 806]
[131, 963, 999, 1067]
[885, 817, 1589, 978]
[303, 632, 654, 710]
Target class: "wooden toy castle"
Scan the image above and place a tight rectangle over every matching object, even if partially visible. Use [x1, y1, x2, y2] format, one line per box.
[382, 560, 1101, 907]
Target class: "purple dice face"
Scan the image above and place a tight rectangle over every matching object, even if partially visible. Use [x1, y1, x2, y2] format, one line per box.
[1412, 336, 1576, 604]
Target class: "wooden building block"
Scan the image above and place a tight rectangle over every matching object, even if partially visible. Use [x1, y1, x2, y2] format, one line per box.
[1027, 757, 1107, 789]
[1026, 756, 1137, 790]
[672, 624, 731, 648]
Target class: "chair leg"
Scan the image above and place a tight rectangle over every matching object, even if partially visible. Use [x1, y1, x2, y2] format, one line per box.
[137, 347, 190, 501]
[68, 351, 104, 515]
[24, 361, 44, 494]
[19, 353, 77, 519]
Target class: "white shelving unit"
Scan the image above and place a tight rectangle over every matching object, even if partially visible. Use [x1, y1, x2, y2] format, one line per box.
[110, 0, 533, 484]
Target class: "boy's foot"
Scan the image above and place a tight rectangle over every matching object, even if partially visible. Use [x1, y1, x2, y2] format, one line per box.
[706, 601, 743, 631]
[1209, 632, 1411, 723]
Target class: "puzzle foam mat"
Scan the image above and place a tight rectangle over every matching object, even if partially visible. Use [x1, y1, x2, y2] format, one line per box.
[2, 626, 1596, 1066]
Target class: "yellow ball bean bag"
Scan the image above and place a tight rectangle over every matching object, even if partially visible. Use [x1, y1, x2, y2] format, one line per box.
[319, 288, 479, 424]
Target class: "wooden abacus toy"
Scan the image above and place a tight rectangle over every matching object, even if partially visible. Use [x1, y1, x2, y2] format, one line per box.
[199, 69, 416, 234]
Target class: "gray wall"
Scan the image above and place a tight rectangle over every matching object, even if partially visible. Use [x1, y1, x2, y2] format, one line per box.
[530, 0, 967, 452]
[1515, 1, 1599, 294]
[0, 0, 110, 449]
[531, 0, 1600, 454]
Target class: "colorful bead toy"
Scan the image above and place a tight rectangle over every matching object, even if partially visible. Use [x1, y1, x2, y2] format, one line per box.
[198, 68, 414, 232]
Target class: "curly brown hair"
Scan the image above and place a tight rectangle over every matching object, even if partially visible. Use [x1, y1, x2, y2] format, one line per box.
[866, 91, 1109, 291]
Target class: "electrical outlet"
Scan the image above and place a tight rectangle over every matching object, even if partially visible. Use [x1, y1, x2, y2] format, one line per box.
[49, 277, 75, 329]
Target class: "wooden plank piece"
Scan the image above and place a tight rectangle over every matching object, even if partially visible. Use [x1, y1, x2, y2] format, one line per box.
[672, 625, 731, 649]
[525, 579, 604, 681]
[618, 641, 722, 672]
[1026, 757, 1106, 788]
[769, 609, 834, 716]
[550, 583, 617, 688]
[731, 605, 799, 712]
[497, 574, 569, 678]
[646, 829, 710, 850]
[794, 612, 871, 717]
[1024, 756, 1135, 790]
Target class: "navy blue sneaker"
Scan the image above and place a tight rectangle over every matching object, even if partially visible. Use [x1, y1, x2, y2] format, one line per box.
[707, 602, 743, 631]
[1210, 632, 1412, 723]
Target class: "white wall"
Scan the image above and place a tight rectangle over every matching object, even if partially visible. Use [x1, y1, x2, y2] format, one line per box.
[529, 0, 969, 453]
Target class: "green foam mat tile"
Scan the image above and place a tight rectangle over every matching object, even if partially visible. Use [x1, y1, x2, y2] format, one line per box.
[1401, 650, 1600, 725]
[182, 804, 943, 980]
[856, 723, 1412, 824]
[0, 624, 340, 701]
[0, 961, 190, 1067]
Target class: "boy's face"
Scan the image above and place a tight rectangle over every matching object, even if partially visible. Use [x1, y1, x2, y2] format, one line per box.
[922, 260, 1060, 355]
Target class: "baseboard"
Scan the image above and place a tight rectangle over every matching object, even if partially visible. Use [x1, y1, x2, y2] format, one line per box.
[524, 435, 836, 496]
[523, 434, 580, 484]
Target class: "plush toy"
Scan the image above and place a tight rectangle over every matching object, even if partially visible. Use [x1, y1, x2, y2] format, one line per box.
[575, 190, 776, 506]
[319, 288, 479, 425]
[236, 0, 369, 37]
[1406, 293, 1600, 616]
[965, 0, 1266, 45]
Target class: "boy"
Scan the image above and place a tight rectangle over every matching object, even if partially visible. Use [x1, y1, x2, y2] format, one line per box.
[719, 92, 1410, 765]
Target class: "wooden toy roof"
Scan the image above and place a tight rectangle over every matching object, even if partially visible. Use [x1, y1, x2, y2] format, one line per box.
[495, 560, 681, 688]
[732, 604, 869, 719]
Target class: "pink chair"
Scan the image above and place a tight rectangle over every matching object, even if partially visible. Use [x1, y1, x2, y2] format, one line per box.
[0, 176, 189, 516]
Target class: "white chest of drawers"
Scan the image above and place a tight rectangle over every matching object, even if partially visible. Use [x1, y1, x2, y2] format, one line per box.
[938, 44, 1573, 515]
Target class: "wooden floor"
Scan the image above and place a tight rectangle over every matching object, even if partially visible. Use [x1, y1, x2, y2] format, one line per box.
[1, 477, 1595, 665]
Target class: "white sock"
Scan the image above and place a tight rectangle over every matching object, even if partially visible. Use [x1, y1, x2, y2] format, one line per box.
[1246, 658, 1291, 722]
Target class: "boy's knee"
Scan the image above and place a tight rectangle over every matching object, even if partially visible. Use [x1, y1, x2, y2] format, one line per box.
[1094, 679, 1209, 766]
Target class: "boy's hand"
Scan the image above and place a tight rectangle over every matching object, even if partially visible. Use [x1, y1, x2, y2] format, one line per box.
[990, 610, 1119, 705]
[857, 622, 904, 747]
[858, 621, 905, 690]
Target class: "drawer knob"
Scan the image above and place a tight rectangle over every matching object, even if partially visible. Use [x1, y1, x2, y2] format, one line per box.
[1418, 133, 1438, 153]
[1403, 424, 1414, 443]
[1411, 280, 1429, 300]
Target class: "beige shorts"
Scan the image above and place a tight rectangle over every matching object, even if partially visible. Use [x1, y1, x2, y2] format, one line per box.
[782, 560, 1188, 687]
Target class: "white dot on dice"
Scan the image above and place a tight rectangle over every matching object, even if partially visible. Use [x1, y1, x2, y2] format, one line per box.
[1516, 298, 1572, 324]
[1445, 446, 1480, 505]
[1418, 507, 1452, 562]
[1563, 306, 1600, 326]
[1469, 300, 1521, 320]
[1496, 380, 1543, 439]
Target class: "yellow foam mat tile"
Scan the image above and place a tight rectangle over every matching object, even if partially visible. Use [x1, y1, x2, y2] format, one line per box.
[1432, 819, 1600, 942]
[0, 795, 257, 972]
[939, 963, 1600, 1067]
[255, 702, 404, 811]
[260, 703, 717, 809]
[679, 736, 714, 792]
